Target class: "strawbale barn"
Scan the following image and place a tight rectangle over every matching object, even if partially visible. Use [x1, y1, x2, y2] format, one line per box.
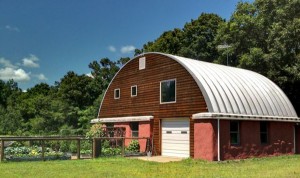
[91, 52, 299, 161]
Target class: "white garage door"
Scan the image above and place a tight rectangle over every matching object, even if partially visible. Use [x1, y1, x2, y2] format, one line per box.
[161, 119, 190, 158]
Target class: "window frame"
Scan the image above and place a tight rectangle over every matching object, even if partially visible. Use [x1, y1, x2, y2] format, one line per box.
[260, 121, 269, 144]
[130, 122, 139, 138]
[114, 88, 120, 99]
[230, 121, 240, 145]
[160, 78, 176, 104]
[131, 85, 137, 97]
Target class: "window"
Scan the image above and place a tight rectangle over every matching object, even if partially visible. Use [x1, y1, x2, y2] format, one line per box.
[160, 79, 176, 103]
[114, 88, 120, 99]
[230, 121, 240, 145]
[260, 122, 268, 144]
[139, 57, 146, 70]
[106, 123, 114, 137]
[130, 122, 139, 137]
[131, 85, 137, 97]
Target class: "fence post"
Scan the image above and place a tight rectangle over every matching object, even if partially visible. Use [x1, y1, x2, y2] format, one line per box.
[92, 138, 102, 158]
[41, 140, 45, 161]
[77, 139, 81, 159]
[121, 138, 125, 156]
[1, 139, 4, 162]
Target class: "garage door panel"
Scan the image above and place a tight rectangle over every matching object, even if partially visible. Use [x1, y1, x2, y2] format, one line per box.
[161, 119, 190, 158]
[162, 150, 189, 158]
[162, 143, 190, 150]
[162, 134, 189, 140]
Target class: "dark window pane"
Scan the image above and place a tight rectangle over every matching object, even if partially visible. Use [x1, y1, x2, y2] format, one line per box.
[260, 122, 268, 144]
[230, 121, 239, 132]
[115, 89, 120, 98]
[230, 133, 239, 144]
[230, 121, 239, 145]
[161, 80, 176, 103]
[260, 122, 268, 132]
[131, 122, 139, 137]
[131, 86, 137, 96]
[261, 133, 268, 144]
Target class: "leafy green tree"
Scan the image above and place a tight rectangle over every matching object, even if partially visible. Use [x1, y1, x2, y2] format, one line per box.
[57, 71, 99, 109]
[88, 58, 120, 92]
[0, 79, 20, 107]
[136, 13, 223, 62]
[179, 13, 224, 62]
[216, 0, 300, 114]
[142, 28, 183, 55]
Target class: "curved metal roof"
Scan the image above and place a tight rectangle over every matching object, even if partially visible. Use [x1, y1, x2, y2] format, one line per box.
[159, 53, 298, 118]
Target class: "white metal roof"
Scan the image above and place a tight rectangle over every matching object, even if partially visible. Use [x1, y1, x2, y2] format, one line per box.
[158, 53, 298, 118]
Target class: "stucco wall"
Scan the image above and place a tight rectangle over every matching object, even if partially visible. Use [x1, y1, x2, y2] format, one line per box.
[220, 120, 295, 160]
[138, 121, 151, 152]
[194, 119, 218, 161]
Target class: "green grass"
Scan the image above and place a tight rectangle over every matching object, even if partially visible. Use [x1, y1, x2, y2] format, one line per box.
[1, 155, 300, 178]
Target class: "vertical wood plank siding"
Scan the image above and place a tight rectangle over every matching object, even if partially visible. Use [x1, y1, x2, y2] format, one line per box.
[99, 53, 207, 155]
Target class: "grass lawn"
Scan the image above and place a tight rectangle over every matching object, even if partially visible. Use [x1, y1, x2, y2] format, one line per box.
[0, 155, 300, 178]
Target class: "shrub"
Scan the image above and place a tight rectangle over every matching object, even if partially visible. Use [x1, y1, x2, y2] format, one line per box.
[126, 140, 140, 153]
[86, 124, 103, 139]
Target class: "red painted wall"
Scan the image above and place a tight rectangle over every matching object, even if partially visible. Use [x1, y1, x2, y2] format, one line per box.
[194, 120, 218, 161]
[138, 121, 151, 152]
[220, 120, 295, 160]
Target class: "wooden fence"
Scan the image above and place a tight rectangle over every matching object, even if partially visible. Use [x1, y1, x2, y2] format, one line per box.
[0, 136, 151, 162]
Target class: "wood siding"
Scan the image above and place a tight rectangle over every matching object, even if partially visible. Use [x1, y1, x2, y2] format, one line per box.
[99, 53, 208, 156]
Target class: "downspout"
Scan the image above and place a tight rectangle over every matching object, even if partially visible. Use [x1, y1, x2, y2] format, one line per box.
[217, 119, 220, 161]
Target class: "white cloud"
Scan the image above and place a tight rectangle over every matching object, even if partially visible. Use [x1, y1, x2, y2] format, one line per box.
[108, 45, 116, 52]
[0, 57, 17, 68]
[36, 74, 47, 81]
[5, 25, 20, 32]
[121, 45, 135, 54]
[0, 67, 30, 82]
[22, 54, 40, 68]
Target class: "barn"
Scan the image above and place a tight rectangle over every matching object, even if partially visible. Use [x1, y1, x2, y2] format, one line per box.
[91, 52, 299, 161]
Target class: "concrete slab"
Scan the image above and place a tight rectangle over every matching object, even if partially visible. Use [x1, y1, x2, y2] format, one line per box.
[129, 156, 185, 163]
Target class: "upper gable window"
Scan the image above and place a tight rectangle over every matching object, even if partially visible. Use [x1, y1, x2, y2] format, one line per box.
[131, 85, 137, 97]
[139, 57, 146, 70]
[114, 88, 120, 99]
[160, 79, 176, 104]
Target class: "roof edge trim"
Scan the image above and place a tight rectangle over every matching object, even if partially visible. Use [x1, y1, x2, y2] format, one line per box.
[91, 116, 154, 123]
[192, 112, 300, 122]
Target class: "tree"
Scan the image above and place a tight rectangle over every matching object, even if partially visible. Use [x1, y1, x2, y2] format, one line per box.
[179, 13, 224, 62]
[88, 57, 120, 92]
[57, 71, 100, 108]
[0, 79, 20, 107]
[216, 0, 300, 114]
[136, 13, 223, 62]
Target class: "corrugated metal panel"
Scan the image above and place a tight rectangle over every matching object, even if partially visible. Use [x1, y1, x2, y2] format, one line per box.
[159, 53, 298, 118]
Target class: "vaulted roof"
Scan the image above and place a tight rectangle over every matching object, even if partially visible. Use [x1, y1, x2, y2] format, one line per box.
[149, 53, 298, 119]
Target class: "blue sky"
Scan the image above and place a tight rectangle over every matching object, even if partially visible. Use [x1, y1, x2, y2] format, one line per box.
[0, 0, 250, 90]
